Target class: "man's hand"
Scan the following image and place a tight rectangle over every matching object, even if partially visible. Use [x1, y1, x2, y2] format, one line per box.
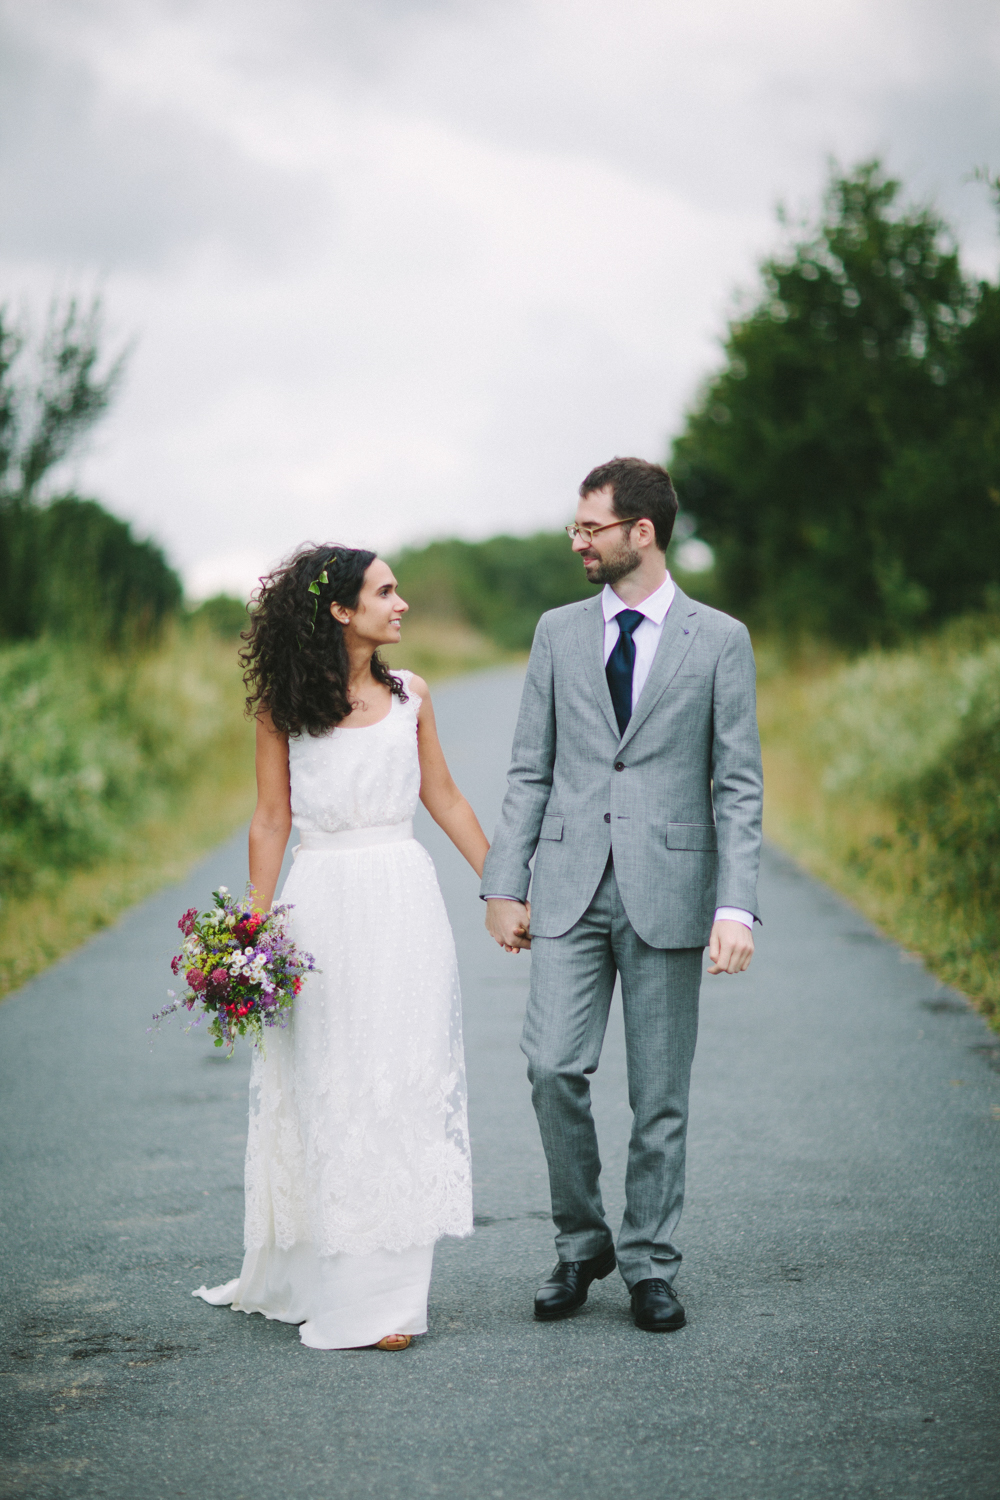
[707, 918, 754, 975]
[485, 898, 531, 953]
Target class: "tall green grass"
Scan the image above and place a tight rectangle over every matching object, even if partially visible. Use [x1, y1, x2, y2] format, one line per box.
[758, 617, 1000, 1026]
[0, 624, 255, 997]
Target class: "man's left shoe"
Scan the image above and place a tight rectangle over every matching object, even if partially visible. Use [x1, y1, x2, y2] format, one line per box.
[630, 1278, 686, 1332]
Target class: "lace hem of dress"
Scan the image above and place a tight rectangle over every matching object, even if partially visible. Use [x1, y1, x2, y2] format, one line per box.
[241, 1033, 473, 1259]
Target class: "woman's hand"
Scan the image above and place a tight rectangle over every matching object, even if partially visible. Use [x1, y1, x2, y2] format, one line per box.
[485, 898, 531, 952]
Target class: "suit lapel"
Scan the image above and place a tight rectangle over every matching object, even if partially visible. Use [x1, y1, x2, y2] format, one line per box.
[578, 598, 621, 739]
[617, 586, 700, 751]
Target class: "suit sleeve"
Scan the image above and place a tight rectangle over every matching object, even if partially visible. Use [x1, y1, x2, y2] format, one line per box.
[479, 615, 556, 903]
[711, 622, 764, 921]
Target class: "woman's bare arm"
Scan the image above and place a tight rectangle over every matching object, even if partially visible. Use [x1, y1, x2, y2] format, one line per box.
[411, 676, 489, 878]
[249, 712, 292, 910]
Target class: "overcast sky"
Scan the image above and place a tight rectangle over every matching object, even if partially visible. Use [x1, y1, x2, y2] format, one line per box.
[2, 0, 998, 596]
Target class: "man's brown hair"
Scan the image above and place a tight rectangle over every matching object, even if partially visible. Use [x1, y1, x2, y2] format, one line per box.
[579, 457, 678, 552]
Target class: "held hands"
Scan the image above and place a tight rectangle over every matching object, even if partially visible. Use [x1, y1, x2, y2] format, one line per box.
[485, 898, 531, 953]
[707, 918, 754, 975]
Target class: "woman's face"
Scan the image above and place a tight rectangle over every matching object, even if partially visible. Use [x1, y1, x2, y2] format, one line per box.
[332, 558, 408, 647]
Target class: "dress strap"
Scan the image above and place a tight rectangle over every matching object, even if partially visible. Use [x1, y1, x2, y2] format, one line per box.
[392, 668, 421, 710]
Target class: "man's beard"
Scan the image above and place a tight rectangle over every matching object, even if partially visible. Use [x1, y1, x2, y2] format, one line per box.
[584, 534, 642, 586]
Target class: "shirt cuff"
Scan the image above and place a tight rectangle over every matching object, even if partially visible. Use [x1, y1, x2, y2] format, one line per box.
[481, 894, 523, 902]
[714, 907, 754, 929]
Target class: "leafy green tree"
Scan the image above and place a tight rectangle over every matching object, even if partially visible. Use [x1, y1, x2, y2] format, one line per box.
[671, 161, 1000, 643]
[0, 299, 125, 500]
[0, 297, 181, 644]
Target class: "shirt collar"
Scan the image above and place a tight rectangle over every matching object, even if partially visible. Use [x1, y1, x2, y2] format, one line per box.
[601, 572, 675, 625]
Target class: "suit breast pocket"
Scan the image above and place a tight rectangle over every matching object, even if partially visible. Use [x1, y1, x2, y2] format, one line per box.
[665, 822, 717, 851]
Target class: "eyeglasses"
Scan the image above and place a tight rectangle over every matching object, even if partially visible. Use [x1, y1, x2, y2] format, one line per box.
[565, 519, 635, 544]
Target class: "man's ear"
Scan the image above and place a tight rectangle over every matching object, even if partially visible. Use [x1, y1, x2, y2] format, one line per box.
[634, 517, 657, 549]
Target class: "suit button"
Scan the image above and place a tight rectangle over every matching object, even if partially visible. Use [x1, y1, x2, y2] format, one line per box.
[614, 761, 625, 771]
[603, 813, 611, 823]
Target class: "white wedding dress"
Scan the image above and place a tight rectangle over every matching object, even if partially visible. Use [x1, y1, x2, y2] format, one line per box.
[195, 671, 473, 1348]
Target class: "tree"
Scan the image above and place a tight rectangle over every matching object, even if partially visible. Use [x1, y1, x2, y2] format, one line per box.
[670, 161, 1000, 643]
[0, 298, 181, 644]
[0, 298, 125, 501]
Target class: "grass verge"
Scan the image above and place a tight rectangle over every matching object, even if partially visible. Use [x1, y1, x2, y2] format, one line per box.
[756, 623, 1000, 1031]
[0, 739, 255, 998]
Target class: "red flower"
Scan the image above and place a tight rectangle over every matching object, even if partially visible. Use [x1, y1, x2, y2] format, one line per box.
[178, 907, 199, 937]
[233, 911, 265, 946]
[293, 977, 302, 995]
[209, 967, 229, 987]
[186, 968, 207, 992]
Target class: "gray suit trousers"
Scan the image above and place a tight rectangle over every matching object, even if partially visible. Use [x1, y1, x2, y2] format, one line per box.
[522, 860, 702, 1290]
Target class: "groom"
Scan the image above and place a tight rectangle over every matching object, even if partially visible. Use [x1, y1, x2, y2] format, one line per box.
[481, 457, 762, 1332]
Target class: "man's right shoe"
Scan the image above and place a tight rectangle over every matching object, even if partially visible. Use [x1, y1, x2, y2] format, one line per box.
[533, 1245, 617, 1321]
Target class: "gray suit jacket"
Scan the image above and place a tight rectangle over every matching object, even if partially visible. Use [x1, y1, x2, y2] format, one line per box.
[480, 586, 763, 948]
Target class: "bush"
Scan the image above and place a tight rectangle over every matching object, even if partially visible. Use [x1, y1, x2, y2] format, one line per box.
[392, 533, 595, 651]
[186, 594, 249, 639]
[758, 616, 1000, 1020]
[0, 624, 248, 899]
[0, 494, 182, 645]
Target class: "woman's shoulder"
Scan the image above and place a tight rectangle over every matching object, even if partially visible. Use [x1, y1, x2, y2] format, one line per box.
[392, 669, 429, 709]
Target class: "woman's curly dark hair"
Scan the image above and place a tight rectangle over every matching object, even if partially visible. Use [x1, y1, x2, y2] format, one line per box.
[240, 543, 407, 735]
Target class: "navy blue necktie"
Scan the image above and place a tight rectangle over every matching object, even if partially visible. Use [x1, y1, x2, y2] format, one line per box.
[605, 609, 645, 736]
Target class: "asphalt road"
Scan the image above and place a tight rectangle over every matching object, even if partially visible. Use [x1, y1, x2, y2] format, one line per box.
[2, 665, 998, 1500]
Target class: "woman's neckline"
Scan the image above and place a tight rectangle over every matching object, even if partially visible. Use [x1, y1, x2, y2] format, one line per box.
[335, 691, 396, 731]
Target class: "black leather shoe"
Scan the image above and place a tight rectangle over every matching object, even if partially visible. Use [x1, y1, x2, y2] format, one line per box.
[630, 1278, 686, 1332]
[533, 1245, 617, 1321]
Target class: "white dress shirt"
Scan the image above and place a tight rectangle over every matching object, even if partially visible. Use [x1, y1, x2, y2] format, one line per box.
[601, 575, 675, 707]
[486, 571, 753, 931]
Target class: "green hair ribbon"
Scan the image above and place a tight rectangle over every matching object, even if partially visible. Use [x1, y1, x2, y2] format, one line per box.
[303, 552, 337, 641]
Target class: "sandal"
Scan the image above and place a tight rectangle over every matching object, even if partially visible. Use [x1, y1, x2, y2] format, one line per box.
[375, 1334, 411, 1352]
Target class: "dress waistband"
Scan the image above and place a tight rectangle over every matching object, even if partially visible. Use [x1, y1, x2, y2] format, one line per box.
[295, 819, 414, 855]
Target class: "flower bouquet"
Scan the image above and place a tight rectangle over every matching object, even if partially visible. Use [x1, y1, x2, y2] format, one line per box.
[154, 887, 317, 1052]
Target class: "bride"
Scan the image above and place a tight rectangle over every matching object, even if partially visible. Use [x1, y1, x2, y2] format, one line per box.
[194, 543, 489, 1351]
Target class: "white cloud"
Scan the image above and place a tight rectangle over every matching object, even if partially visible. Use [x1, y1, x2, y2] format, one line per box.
[1, 0, 997, 597]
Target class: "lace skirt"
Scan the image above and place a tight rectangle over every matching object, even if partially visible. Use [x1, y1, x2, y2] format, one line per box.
[195, 828, 473, 1348]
